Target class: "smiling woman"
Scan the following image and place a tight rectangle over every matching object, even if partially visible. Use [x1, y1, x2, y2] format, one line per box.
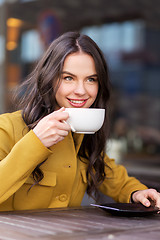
[55, 52, 99, 109]
[0, 31, 160, 211]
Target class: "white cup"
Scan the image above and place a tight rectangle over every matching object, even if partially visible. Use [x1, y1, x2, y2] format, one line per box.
[65, 108, 105, 134]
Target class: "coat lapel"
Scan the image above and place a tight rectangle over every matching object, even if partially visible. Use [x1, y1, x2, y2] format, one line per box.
[72, 132, 84, 154]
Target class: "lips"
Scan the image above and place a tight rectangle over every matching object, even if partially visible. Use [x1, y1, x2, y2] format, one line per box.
[67, 98, 88, 107]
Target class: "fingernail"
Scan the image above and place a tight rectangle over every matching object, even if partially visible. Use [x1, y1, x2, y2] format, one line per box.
[145, 201, 150, 207]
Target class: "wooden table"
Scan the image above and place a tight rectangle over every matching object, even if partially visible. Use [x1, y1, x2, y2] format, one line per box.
[0, 207, 160, 240]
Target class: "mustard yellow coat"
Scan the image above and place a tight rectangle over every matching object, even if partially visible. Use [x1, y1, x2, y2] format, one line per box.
[0, 111, 147, 211]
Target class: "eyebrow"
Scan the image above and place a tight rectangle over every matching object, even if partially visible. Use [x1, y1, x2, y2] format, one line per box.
[62, 71, 98, 78]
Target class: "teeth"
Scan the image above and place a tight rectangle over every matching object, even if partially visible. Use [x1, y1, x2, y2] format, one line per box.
[70, 100, 85, 104]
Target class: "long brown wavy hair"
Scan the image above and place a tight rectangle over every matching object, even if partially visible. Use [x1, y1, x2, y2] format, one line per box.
[17, 31, 111, 200]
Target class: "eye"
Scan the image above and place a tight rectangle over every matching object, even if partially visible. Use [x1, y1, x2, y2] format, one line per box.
[64, 76, 73, 81]
[87, 77, 97, 82]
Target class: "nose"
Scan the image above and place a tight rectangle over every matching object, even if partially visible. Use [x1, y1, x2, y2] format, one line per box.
[74, 81, 86, 95]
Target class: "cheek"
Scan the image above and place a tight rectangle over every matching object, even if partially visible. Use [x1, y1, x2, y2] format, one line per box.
[56, 84, 68, 97]
[89, 85, 99, 99]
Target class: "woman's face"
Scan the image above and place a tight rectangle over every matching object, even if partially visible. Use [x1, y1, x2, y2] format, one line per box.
[55, 52, 99, 109]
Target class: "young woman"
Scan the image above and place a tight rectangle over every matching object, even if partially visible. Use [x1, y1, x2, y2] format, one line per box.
[0, 32, 159, 211]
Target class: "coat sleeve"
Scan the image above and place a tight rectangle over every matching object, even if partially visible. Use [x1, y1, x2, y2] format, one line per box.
[99, 155, 148, 203]
[0, 113, 51, 204]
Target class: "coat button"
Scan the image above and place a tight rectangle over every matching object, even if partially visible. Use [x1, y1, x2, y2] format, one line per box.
[59, 194, 67, 202]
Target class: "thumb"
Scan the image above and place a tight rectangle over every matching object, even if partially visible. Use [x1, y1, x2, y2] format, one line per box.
[47, 107, 65, 119]
[56, 107, 65, 112]
[142, 198, 151, 207]
[132, 190, 151, 207]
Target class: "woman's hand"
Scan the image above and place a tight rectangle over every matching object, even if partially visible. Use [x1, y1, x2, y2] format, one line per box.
[131, 189, 160, 208]
[33, 107, 71, 148]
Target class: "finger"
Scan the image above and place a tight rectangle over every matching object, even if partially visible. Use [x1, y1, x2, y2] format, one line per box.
[56, 107, 65, 112]
[58, 129, 70, 137]
[137, 195, 151, 207]
[140, 189, 160, 208]
[52, 136, 65, 145]
[148, 190, 160, 208]
[50, 109, 69, 121]
[143, 198, 151, 207]
[157, 192, 160, 207]
[57, 120, 71, 131]
[132, 190, 151, 207]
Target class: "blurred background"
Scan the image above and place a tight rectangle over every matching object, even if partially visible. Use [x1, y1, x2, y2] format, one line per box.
[0, 0, 160, 202]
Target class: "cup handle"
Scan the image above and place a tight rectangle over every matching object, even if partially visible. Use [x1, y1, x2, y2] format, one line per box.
[63, 120, 76, 132]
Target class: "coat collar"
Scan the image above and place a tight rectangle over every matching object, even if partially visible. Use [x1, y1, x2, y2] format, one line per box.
[71, 132, 84, 154]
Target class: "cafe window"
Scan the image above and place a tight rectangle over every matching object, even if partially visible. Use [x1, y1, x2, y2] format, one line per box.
[81, 20, 145, 69]
[82, 20, 160, 160]
[21, 29, 44, 62]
